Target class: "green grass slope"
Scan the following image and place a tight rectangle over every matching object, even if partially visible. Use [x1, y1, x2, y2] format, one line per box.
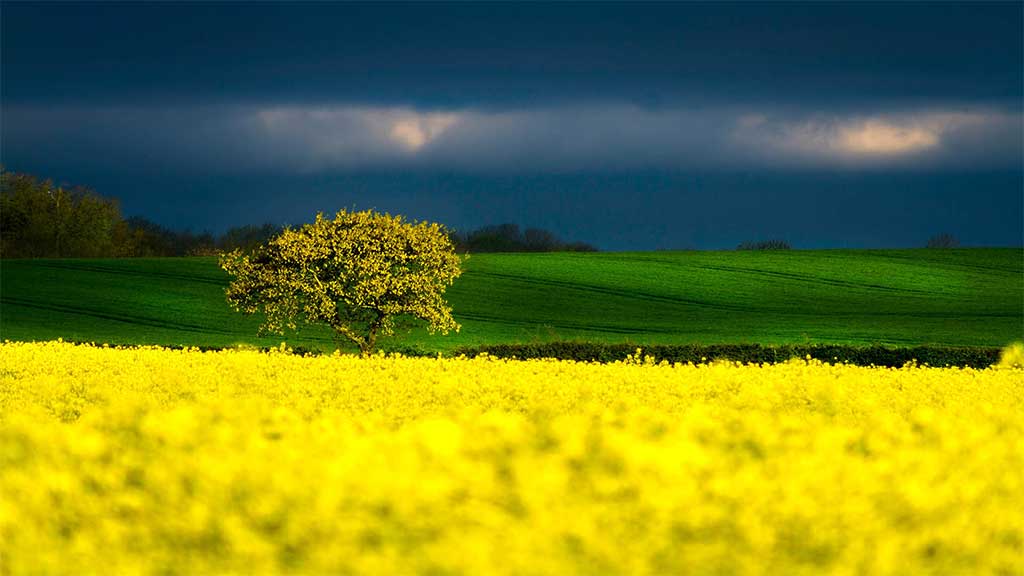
[1, 249, 1021, 352]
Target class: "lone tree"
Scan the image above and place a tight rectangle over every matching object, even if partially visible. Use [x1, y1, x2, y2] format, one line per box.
[220, 209, 463, 354]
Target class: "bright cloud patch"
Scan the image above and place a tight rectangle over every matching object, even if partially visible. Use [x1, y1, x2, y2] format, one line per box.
[733, 111, 1009, 165]
[253, 107, 462, 169]
[837, 120, 939, 154]
[388, 114, 460, 150]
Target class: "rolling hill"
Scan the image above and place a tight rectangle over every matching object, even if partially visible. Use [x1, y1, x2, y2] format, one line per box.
[1, 249, 1021, 352]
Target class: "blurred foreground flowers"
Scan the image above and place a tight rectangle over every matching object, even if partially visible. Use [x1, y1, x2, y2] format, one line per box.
[0, 341, 1021, 575]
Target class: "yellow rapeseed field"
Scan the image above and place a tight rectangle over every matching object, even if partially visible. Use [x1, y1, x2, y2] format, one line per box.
[1, 341, 1021, 575]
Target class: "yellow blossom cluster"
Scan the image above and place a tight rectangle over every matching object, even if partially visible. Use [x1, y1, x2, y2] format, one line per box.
[220, 209, 462, 355]
[1, 341, 1021, 575]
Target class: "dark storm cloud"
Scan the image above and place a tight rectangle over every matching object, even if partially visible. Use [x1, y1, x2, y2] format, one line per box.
[3, 2, 1021, 108]
[4, 1, 1021, 172]
[6, 103, 1021, 173]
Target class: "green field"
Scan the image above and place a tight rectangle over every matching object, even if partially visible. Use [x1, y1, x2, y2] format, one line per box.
[1, 249, 1021, 352]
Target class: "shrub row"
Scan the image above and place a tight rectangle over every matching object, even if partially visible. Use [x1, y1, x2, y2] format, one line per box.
[449, 342, 1003, 368]
[33, 339, 1004, 368]
[449, 223, 598, 253]
[736, 239, 791, 250]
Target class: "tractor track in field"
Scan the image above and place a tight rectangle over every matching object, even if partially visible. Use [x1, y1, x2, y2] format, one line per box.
[453, 311, 680, 335]
[568, 256, 938, 295]
[27, 261, 228, 286]
[459, 272, 1016, 319]
[466, 271, 755, 312]
[463, 270, 967, 315]
[688, 264, 935, 295]
[1, 296, 237, 335]
[864, 252, 1024, 275]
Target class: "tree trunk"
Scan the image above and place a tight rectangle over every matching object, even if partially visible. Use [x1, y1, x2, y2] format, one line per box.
[333, 312, 385, 356]
[363, 316, 382, 356]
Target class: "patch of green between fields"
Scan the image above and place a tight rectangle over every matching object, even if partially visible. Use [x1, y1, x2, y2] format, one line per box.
[1, 248, 1021, 352]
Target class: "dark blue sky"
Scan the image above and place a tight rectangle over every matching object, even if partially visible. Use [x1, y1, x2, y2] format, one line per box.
[3, 1, 1022, 249]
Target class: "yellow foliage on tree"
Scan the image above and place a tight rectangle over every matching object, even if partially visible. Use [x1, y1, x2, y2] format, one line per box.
[220, 209, 462, 354]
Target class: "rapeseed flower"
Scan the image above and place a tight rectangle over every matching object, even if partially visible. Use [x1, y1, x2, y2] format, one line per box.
[0, 341, 1020, 575]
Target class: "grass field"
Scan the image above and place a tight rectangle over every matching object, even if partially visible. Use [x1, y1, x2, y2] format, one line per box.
[1, 249, 1021, 352]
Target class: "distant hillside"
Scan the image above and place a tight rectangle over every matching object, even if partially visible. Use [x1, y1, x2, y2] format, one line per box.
[1, 249, 1021, 352]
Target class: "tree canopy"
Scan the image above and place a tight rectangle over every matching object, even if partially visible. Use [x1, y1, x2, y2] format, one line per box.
[220, 210, 462, 354]
[1, 170, 128, 258]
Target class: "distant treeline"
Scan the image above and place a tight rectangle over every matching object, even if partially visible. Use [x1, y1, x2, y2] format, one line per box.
[449, 223, 597, 253]
[1, 170, 963, 258]
[0, 171, 282, 258]
[0, 171, 596, 258]
[122, 219, 283, 257]
[736, 239, 791, 251]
